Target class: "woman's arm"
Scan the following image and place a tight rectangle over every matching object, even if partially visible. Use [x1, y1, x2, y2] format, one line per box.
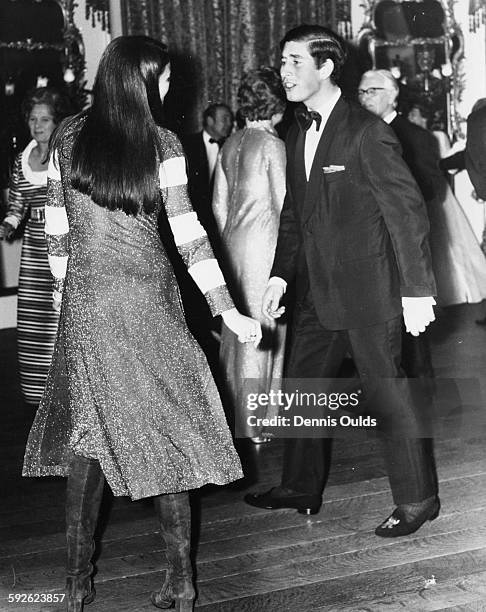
[212, 153, 229, 234]
[0, 155, 28, 239]
[45, 148, 69, 310]
[159, 130, 261, 344]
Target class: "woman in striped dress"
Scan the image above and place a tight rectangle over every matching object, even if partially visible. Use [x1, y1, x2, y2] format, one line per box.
[0, 88, 70, 406]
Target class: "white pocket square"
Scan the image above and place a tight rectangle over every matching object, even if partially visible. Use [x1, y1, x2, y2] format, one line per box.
[323, 165, 345, 173]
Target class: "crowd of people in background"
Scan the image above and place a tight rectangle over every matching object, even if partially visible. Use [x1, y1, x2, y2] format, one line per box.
[1, 23, 486, 612]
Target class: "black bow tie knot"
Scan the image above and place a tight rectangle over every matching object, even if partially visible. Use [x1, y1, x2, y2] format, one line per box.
[209, 137, 223, 147]
[295, 108, 322, 132]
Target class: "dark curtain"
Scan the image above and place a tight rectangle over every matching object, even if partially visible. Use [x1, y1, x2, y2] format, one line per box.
[121, 0, 351, 132]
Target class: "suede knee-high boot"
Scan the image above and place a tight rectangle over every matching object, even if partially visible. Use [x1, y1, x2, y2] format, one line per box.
[65, 454, 105, 612]
[150, 492, 195, 612]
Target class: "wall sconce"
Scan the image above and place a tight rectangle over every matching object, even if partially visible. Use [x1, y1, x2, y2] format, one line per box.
[390, 66, 401, 79]
[441, 62, 453, 77]
[63, 66, 75, 83]
[5, 78, 15, 96]
[36, 75, 49, 87]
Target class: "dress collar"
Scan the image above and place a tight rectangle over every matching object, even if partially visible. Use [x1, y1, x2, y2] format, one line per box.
[21, 140, 48, 186]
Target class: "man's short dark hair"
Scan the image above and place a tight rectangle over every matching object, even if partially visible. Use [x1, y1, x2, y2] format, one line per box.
[280, 24, 347, 83]
[202, 103, 232, 127]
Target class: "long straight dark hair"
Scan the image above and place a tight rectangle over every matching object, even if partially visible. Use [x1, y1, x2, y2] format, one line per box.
[70, 36, 169, 216]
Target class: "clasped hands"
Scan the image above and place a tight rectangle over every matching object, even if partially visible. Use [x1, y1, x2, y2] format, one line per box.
[221, 308, 262, 347]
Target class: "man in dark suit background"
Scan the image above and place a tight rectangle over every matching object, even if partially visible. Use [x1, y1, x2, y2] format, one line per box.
[180, 103, 233, 250]
[358, 69, 440, 382]
[244, 25, 439, 537]
[358, 69, 443, 202]
[466, 103, 486, 201]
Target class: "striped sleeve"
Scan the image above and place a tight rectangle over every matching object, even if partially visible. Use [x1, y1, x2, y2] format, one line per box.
[4, 155, 28, 229]
[46, 148, 69, 291]
[159, 130, 234, 316]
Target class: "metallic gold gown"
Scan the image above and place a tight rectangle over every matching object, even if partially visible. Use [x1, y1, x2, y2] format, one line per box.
[213, 124, 287, 437]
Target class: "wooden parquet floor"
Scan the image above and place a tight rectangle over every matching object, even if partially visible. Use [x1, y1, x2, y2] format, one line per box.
[1, 303, 486, 611]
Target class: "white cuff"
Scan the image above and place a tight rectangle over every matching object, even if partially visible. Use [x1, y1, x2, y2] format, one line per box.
[3, 216, 19, 229]
[268, 276, 287, 290]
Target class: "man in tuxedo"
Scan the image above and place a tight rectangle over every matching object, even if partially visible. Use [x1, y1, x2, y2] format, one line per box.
[180, 103, 233, 249]
[358, 69, 440, 382]
[465, 103, 486, 201]
[465, 102, 486, 325]
[244, 25, 439, 537]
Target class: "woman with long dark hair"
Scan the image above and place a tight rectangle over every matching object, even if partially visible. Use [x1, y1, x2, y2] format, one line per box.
[22, 36, 261, 612]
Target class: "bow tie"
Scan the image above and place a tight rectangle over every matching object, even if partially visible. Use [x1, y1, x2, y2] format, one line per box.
[209, 137, 223, 147]
[295, 108, 322, 132]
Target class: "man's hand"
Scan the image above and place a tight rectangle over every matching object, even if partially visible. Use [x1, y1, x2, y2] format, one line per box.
[262, 283, 285, 322]
[402, 296, 436, 336]
[221, 308, 262, 347]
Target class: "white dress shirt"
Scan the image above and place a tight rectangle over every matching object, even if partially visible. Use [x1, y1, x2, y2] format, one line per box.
[382, 110, 397, 125]
[304, 87, 342, 179]
[269, 87, 342, 290]
[203, 129, 219, 178]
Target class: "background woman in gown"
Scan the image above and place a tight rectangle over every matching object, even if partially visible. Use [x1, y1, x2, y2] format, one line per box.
[22, 36, 261, 612]
[407, 102, 486, 306]
[213, 67, 287, 443]
[0, 87, 70, 407]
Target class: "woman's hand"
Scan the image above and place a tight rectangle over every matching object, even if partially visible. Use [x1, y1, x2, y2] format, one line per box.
[52, 290, 62, 312]
[0, 221, 15, 241]
[221, 308, 262, 347]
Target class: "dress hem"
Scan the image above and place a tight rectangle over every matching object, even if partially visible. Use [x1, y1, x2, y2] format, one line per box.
[22, 465, 244, 500]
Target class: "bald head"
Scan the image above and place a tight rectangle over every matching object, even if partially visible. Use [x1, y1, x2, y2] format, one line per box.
[358, 69, 399, 119]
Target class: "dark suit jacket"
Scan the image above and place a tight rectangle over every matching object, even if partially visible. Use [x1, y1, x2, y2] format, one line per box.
[389, 114, 441, 202]
[271, 97, 436, 330]
[465, 106, 486, 200]
[179, 131, 216, 241]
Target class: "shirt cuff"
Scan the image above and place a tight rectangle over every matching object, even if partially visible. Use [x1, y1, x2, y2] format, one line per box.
[268, 276, 287, 290]
[3, 216, 19, 229]
[401, 296, 436, 307]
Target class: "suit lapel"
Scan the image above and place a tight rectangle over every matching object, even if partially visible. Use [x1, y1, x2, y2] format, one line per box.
[293, 126, 307, 200]
[302, 97, 348, 224]
[198, 132, 210, 184]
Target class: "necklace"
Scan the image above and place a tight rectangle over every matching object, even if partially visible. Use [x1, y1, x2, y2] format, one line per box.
[245, 120, 276, 135]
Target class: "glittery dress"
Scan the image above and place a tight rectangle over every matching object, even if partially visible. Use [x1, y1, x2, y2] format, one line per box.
[22, 117, 243, 500]
[212, 125, 287, 437]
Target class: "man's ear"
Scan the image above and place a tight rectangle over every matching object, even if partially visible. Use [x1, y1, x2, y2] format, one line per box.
[389, 90, 399, 109]
[319, 58, 335, 81]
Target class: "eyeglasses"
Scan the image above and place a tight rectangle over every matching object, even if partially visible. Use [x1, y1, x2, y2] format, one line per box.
[357, 87, 386, 97]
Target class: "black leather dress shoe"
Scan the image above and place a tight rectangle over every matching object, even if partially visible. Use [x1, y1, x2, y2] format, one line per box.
[375, 498, 440, 537]
[244, 487, 321, 515]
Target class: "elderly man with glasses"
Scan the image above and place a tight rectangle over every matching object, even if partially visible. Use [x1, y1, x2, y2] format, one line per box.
[358, 69, 442, 202]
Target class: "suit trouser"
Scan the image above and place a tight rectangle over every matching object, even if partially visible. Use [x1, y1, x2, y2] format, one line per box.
[280, 297, 438, 505]
[401, 326, 434, 380]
